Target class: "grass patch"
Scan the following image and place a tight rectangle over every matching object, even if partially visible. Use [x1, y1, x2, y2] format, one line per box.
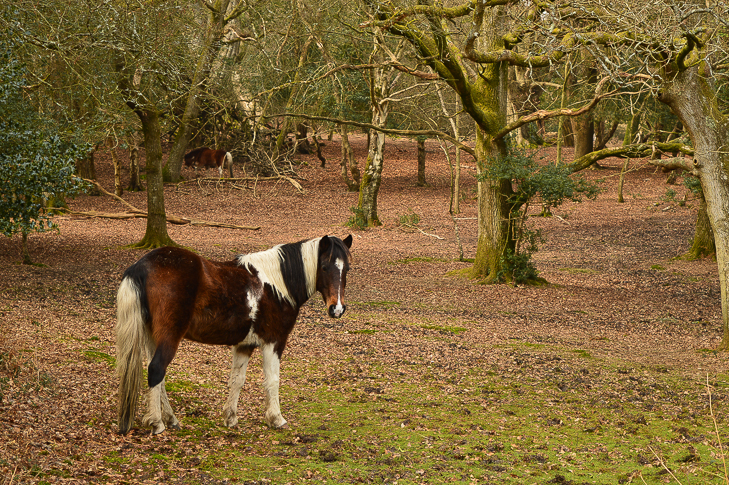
[100, 360, 729, 485]
[165, 379, 215, 393]
[82, 350, 116, 367]
[651, 264, 667, 271]
[354, 301, 400, 308]
[571, 349, 592, 358]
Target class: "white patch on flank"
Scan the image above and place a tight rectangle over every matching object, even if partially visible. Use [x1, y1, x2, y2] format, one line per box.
[246, 283, 262, 321]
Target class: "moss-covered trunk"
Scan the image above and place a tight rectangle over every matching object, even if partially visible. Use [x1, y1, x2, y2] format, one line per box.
[132, 109, 176, 249]
[659, 65, 729, 348]
[357, 31, 393, 227]
[358, 129, 386, 227]
[684, 191, 715, 260]
[471, 129, 513, 282]
[468, 8, 515, 282]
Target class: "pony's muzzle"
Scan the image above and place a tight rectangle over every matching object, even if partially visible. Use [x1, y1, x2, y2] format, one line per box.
[328, 304, 346, 318]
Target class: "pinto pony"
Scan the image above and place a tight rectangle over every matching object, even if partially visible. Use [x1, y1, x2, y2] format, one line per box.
[183, 147, 234, 178]
[116, 235, 353, 435]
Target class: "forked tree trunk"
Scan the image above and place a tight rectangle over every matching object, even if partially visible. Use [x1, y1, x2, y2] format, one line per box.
[469, 7, 516, 282]
[166, 0, 235, 182]
[659, 65, 729, 348]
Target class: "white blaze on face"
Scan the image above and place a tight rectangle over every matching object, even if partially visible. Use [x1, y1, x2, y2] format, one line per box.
[331, 258, 346, 317]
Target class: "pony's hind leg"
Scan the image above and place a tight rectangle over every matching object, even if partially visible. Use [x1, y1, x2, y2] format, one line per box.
[223, 344, 254, 428]
[261, 343, 287, 428]
[142, 383, 166, 435]
[160, 378, 180, 429]
[142, 335, 181, 434]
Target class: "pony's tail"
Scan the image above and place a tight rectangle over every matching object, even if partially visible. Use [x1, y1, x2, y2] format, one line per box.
[116, 276, 148, 435]
[225, 151, 234, 178]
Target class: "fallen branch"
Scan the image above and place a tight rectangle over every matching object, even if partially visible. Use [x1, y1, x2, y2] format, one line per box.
[177, 176, 305, 193]
[66, 179, 261, 230]
[401, 223, 445, 240]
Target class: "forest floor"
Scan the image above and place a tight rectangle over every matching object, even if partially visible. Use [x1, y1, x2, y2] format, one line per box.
[1, 135, 728, 485]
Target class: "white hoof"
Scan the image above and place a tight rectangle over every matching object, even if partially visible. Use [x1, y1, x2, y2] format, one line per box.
[224, 410, 238, 428]
[266, 413, 287, 429]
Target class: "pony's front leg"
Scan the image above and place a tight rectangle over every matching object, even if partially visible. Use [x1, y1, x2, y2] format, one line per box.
[261, 343, 287, 428]
[223, 345, 254, 428]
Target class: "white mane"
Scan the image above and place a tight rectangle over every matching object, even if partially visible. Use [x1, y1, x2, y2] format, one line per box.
[236, 238, 319, 306]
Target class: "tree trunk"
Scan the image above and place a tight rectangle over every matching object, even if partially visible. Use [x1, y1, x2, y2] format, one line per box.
[595, 119, 619, 151]
[275, 36, 315, 153]
[623, 110, 642, 146]
[658, 65, 729, 348]
[358, 124, 387, 227]
[21, 230, 32, 265]
[131, 110, 177, 249]
[416, 136, 428, 187]
[471, 129, 513, 282]
[166, 0, 233, 182]
[357, 30, 394, 228]
[683, 191, 715, 260]
[127, 139, 143, 191]
[572, 52, 597, 159]
[340, 125, 360, 191]
[469, 7, 515, 282]
[110, 145, 123, 197]
[76, 146, 100, 195]
[572, 113, 594, 159]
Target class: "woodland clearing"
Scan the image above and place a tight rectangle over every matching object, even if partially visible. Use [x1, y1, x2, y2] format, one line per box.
[1, 136, 727, 484]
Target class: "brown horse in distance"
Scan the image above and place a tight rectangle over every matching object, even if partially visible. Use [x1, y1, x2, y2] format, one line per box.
[184, 147, 234, 178]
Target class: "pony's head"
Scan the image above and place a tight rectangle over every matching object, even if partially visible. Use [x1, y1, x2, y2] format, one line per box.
[316, 235, 353, 318]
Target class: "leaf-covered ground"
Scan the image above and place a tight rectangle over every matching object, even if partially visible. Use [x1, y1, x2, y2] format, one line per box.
[1, 136, 728, 484]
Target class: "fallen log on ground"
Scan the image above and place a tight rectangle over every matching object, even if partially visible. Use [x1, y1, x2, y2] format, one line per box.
[53, 179, 261, 231]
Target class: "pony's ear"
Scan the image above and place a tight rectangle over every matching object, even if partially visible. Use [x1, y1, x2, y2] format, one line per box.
[319, 235, 333, 254]
[343, 234, 353, 249]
